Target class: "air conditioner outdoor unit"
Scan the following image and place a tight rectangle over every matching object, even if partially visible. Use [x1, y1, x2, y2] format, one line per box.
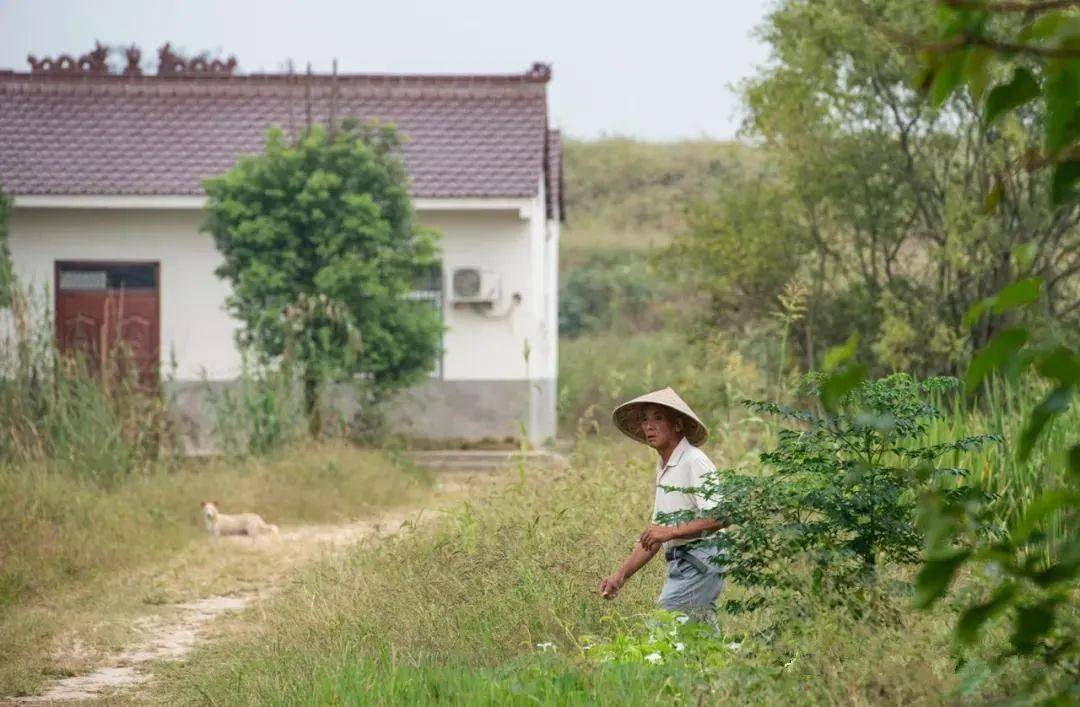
[451, 267, 501, 304]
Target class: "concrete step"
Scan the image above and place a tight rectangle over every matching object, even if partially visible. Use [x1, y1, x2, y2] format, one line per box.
[408, 449, 568, 472]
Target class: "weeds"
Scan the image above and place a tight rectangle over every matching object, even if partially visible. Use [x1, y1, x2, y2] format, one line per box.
[0, 287, 175, 483]
[0, 442, 433, 695]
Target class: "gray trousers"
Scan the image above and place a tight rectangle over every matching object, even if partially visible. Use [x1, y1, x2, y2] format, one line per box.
[658, 544, 725, 624]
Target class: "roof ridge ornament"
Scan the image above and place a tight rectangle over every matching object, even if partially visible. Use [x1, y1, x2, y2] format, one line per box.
[122, 45, 144, 77]
[157, 43, 238, 78]
[526, 62, 552, 82]
[28, 42, 110, 76]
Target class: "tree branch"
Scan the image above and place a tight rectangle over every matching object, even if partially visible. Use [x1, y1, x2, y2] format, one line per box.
[922, 33, 1080, 59]
[939, 0, 1080, 12]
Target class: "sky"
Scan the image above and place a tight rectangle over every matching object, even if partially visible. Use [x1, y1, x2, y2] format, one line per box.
[0, 0, 774, 140]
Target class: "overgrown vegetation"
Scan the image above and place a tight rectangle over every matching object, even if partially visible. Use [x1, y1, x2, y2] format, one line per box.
[909, 6, 1080, 699]
[0, 443, 433, 695]
[721, 0, 1080, 375]
[3, 0, 1079, 702]
[0, 186, 14, 307]
[676, 375, 999, 603]
[0, 286, 175, 483]
[159, 428, 1045, 704]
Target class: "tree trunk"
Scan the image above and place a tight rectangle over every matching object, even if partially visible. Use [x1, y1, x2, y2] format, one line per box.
[304, 372, 321, 440]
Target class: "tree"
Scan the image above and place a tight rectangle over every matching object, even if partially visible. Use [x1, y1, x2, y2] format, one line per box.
[674, 374, 997, 609]
[203, 121, 442, 435]
[671, 174, 815, 368]
[911, 3, 1080, 700]
[0, 185, 14, 308]
[734, 0, 1080, 375]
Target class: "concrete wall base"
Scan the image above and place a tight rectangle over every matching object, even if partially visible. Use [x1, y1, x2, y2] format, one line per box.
[163, 377, 556, 455]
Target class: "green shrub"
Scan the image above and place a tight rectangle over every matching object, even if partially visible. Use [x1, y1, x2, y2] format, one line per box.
[669, 374, 1000, 603]
[558, 252, 677, 338]
[212, 353, 306, 459]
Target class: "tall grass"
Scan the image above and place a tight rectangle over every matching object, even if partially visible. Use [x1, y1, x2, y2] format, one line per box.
[0, 442, 434, 695]
[160, 440, 1017, 705]
[925, 377, 1079, 546]
[211, 353, 307, 458]
[0, 287, 173, 483]
[557, 330, 772, 441]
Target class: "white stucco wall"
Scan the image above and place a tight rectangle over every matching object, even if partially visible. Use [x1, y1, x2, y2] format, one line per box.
[7, 201, 557, 387]
[8, 208, 242, 380]
[419, 202, 552, 382]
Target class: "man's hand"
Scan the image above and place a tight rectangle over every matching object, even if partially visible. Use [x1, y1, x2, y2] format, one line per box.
[639, 524, 673, 553]
[599, 573, 625, 600]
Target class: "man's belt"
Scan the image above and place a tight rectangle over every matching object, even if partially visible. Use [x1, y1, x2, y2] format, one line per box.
[664, 545, 713, 574]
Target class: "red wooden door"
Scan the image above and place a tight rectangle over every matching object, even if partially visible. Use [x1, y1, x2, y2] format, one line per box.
[55, 262, 160, 388]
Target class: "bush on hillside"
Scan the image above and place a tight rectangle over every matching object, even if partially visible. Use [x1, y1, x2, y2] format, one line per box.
[559, 252, 687, 338]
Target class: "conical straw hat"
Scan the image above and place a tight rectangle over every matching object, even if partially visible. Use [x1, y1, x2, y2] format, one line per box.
[612, 387, 708, 446]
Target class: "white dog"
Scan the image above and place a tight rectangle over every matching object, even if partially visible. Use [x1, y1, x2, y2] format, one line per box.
[200, 500, 279, 537]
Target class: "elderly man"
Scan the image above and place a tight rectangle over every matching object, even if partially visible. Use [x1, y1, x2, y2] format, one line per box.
[599, 387, 728, 623]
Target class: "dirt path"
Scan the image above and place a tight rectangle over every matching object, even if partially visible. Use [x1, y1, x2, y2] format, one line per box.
[5, 471, 493, 705]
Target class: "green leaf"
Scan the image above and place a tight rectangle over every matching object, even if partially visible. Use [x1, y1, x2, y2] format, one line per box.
[980, 179, 1003, 214]
[1051, 160, 1080, 207]
[1013, 242, 1038, 275]
[1018, 387, 1073, 461]
[1069, 444, 1080, 479]
[820, 363, 868, 413]
[1018, 12, 1073, 43]
[962, 298, 993, 329]
[956, 583, 1017, 645]
[1011, 602, 1055, 655]
[823, 333, 859, 373]
[915, 549, 970, 608]
[1035, 346, 1080, 387]
[1044, 64, 1080, 153]
[983, 67, 1040, 126]
[930, 55, 966, 107]
[965, 327, 1030, 396]
[991, 278, 1043, 314]
[964, 48, 994, 101]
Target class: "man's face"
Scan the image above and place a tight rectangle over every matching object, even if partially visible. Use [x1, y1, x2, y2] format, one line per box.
[640, 404, 682, 449]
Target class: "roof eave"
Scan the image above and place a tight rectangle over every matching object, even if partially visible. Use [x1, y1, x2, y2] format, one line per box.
[12, 193, 541, 218]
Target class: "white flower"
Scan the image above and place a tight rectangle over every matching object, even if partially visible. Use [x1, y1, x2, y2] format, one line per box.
[644, 652, 663, 664]
[536, 641, 556, 652]
[727, 642, 742, 652]
[675, 642, 686, 652]
[675, 615, 689, 625]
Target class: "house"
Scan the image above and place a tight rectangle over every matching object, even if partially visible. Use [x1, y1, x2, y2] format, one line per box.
[0, 44, 562, 448]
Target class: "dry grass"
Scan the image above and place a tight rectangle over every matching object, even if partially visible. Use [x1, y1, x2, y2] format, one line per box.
[0, 442, 439, 696]
[154, 440, 1006, 706]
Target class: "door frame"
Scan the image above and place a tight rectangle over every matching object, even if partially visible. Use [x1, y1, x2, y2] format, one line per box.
[53, 259, 162, 385]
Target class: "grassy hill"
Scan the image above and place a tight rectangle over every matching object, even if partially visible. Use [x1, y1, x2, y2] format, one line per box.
[555, 137, 764, 429]
[561, 136, 760, 263]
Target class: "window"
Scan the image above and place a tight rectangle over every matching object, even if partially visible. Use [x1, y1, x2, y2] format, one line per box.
[57, 262, 157, 291]
[408, 262, 444, 378]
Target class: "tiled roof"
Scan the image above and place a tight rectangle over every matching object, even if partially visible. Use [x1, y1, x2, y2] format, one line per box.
[0, 67, 559, 209]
